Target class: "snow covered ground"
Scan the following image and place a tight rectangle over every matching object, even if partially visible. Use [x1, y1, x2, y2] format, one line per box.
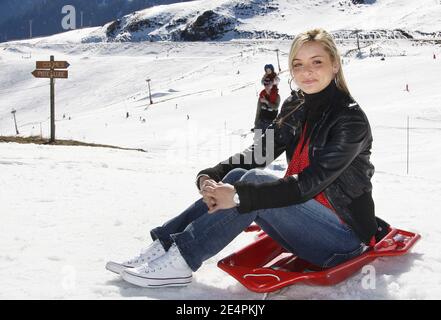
[1, 24, 441, 298]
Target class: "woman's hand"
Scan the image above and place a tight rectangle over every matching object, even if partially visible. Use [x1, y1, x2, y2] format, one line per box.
[198, 175, 212, 190]
[201, 180, 236, 214]
[199, 177, 217, 211]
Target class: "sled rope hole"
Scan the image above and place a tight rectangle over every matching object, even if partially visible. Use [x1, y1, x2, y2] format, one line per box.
[243, 273, 281, 281]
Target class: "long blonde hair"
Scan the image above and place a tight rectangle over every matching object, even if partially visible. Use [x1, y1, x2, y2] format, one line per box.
[288, 28, 351, 97]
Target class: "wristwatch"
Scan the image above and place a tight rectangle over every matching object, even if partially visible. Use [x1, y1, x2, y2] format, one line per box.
[233, 192, 240, 206]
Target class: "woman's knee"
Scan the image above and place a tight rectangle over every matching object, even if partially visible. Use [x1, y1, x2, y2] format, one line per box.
[222, 168, 248, 184]
[240, 168, 278, 183]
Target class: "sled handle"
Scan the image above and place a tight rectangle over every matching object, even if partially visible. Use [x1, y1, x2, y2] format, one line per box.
[373, 228, 421, 256]
[243, 273, 281, 282]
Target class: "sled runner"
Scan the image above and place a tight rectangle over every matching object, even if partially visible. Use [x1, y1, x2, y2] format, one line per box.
[218, 224, 420, 293]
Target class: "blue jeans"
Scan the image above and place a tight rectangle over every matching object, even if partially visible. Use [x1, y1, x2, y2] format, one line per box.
[150, 168, 365, 271]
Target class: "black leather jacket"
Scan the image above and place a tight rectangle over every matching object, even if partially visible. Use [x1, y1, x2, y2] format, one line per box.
[197, 85, 377, 244]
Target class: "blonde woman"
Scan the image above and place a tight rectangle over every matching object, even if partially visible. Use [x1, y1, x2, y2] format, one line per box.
[106, 29, 380, 288]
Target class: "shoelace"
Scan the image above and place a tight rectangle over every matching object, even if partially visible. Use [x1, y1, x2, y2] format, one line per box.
[140, 248, 179, 273]
[125, 244, 162, 265]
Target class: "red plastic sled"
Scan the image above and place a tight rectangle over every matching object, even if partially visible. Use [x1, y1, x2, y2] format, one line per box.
[218, 226, 421, 293]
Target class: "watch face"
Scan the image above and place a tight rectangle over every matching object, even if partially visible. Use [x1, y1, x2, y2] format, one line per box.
[234, 193, 240, 205]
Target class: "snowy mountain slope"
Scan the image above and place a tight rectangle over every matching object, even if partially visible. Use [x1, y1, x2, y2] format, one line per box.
[1, 35, 441, 299]
[74, 0, 441, 43]
[91, 0, 280, 42]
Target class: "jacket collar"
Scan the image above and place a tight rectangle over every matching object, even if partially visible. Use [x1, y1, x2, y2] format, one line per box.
[301, 80, 337, 122]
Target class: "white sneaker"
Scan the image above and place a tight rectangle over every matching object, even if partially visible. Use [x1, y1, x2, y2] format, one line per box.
[105, 240, 166, 275]
[121, 243, 193, 288]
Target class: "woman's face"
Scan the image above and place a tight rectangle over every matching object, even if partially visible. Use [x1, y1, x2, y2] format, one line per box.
[291, 41, 339, 94]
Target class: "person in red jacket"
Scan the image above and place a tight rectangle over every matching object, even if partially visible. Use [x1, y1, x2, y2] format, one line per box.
[106, 29, 379, 289]
[254, 77, 281, 136]
[253, 64, 281, 135]
[259, 64, 280, 104]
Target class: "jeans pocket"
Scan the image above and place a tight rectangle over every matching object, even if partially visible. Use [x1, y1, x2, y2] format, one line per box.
[322, 244, 365, 269]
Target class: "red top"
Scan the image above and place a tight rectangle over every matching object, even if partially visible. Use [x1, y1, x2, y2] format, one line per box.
[284, 123, 335, 212]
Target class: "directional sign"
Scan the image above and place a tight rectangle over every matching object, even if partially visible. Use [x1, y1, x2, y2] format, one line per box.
[32, 69, 68, 79]
[31, 55, 70, 143]
[36, 61, 70, 69]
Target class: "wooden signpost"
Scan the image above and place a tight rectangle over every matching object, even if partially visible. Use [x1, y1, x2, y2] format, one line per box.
[31, 55, 69, 143]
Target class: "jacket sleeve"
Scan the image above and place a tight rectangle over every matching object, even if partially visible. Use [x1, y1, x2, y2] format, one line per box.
[196, 121, 287, 189]
[254, 100, 261, 127]
[233, 108, 370, 213]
